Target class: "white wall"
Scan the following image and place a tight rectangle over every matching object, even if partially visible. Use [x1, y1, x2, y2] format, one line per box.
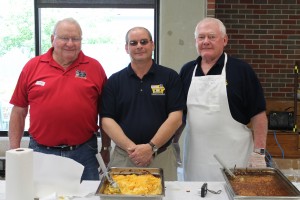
[159, 0, 206, 72]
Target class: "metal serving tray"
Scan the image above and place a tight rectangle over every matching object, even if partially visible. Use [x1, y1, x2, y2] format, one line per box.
[221, 167, 300, 200]
[95, 167, 165, 200]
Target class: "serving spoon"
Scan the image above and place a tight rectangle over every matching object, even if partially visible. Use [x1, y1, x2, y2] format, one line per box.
[96, 153, 121, 193]
[213, 154, 236, 179]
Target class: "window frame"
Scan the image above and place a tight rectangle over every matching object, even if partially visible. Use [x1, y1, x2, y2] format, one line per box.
[34, 0, 160, 61]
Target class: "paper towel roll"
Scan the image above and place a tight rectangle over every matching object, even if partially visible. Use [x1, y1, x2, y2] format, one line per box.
[6, 148, 34, 200]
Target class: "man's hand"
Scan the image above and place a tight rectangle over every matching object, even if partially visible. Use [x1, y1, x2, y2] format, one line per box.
[128, 144, 153, 167]
[247, 152, 266, 168]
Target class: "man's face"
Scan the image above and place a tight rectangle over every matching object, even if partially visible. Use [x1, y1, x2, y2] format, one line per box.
[51, 21, 82, 66]
[125, 29, 154, 63]
[195, 21, 228, 62]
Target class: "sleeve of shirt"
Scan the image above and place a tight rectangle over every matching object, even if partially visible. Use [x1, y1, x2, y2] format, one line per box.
[100, 76, 117, 120]
[10, 66, 30, 107]
[227, 58, 266, 124]
[244, 65, 266, 118]
[166, 70, 186, 114]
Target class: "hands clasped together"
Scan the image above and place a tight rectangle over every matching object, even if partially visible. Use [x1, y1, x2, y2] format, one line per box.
[127, 144, 154, 167]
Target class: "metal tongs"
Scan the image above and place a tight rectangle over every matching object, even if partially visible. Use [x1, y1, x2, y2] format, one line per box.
[213, 154, 236, 179]
[96, 153, 121, 193]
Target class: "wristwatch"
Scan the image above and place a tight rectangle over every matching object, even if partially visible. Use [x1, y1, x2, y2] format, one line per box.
[148, 142, 158, 155]
[254, 148, 265, 155]
[101, 146, 111, 151]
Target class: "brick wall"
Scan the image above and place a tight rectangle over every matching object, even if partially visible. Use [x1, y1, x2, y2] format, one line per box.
[207, 0, 300, 99]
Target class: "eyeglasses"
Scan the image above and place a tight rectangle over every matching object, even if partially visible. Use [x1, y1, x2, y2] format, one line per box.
[55, 35, 82, 43]
[128, 39, 151, 46]
[197, 34, 217, 41]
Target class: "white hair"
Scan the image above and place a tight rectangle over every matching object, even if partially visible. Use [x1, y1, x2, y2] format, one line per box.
[194, 17, 226, 38]
[52, 17, 82, 36]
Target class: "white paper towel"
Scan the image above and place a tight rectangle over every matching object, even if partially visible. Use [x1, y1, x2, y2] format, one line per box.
[33, 152, 84, 198]
[5, 148, 34, 200]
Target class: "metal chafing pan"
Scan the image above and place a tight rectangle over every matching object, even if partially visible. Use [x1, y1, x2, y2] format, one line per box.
[95, 167, 165, 200]
[221, 167, 300, 200]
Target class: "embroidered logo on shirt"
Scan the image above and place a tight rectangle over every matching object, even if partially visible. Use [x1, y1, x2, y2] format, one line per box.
[35, 81, 45, 86]
[75, 70, 87, 79]
[151, 84, 165, 95]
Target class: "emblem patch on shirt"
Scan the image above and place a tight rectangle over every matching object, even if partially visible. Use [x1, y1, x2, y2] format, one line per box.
[75, 70, 87, 79]
[151, 84, 165, 95]
[35, 81, 45, 86]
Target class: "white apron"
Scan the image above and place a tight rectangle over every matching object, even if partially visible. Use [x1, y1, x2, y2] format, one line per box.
[183, 53, 253, 181]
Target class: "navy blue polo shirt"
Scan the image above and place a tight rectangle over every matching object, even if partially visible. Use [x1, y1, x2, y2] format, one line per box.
[179, 52, 266, 125]
[101, 61, 185, 147]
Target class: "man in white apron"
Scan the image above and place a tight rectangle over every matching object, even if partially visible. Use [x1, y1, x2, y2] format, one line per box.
[179, 18, 268, 181]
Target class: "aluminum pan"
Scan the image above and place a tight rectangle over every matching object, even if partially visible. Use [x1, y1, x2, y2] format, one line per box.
[221, 167, 300, 200]
[95, 167, 165, 200]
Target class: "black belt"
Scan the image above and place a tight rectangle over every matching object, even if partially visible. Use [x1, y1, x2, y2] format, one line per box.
[33, 134, 97, 151]
[37, 144, 80, 151]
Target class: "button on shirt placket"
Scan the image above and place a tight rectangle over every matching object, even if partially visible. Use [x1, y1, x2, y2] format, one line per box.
[140, 80, 144, 92]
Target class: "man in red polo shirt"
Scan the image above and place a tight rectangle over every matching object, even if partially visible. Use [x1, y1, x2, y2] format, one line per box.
[8, 18, 107, 180]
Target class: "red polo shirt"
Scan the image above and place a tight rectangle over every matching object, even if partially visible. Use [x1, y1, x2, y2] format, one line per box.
[10, 47, 107, 146]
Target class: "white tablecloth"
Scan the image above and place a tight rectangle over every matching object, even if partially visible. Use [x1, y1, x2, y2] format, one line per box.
[1, 180, 300, 200]
[164, 181, 228, 200]
[0, 180, 229, 200]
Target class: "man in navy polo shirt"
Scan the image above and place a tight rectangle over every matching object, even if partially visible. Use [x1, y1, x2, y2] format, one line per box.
[101, 27, 185, 181]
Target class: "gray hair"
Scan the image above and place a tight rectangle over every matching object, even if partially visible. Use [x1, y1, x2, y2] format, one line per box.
[194, 17, 226, 38]
[52, 17, 82, 36]
[125, 27, 153, 43]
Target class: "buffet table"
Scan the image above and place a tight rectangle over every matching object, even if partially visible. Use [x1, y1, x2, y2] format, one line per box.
[0, 180, 230, 200]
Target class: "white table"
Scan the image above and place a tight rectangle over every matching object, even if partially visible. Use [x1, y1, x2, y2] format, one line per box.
[1, 180, 300, 200]
[164, 181, 228, 200]
[0, 180, 228, 200]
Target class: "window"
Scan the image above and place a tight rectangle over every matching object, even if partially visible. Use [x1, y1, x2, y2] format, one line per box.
[0, 0, 157, 133]
[39, 8, 154, 77]
[0, 0, 34, 132]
